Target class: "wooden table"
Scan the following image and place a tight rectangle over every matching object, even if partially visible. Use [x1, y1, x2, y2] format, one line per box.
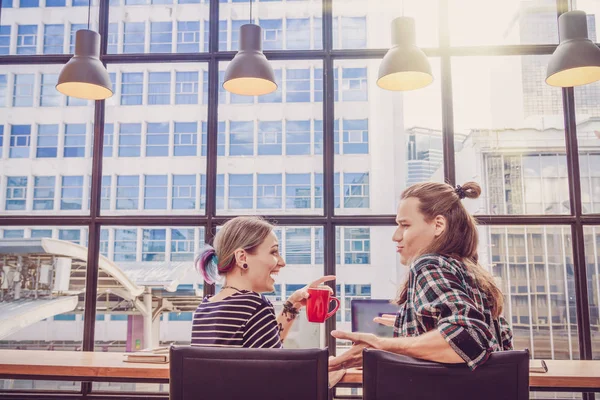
[338, 360, 600, 392]
[0, 350, 599, 392]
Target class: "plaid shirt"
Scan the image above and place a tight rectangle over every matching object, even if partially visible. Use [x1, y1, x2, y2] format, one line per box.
[394, 253, 513, 370]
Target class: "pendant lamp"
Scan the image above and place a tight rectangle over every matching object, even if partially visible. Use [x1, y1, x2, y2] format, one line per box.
[223, 0, 277, 96]
[546, 10, 600, 87]
[56, 1, 113, 100]
[377, 16, 433, 91]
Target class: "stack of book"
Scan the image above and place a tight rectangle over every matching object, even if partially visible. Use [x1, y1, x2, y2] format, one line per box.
[124, 346, 171, 364]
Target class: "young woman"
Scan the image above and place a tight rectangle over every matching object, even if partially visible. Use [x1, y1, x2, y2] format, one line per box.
[191, 216, 335, 348]
[329, 182, 513, 371]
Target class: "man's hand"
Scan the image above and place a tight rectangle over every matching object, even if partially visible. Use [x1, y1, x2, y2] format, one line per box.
[373, 314, 396, 327]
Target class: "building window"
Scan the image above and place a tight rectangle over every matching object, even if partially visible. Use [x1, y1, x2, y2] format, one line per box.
[0, 26, 9, 54]
[69, 24, 86, 53]
[286, 173, 310, 209]
[231, 20, 245, 51]
[40, 74, 60, 107]
[340, 17, 366, 49]
[67, 93, 87, 107]
[315, 173, 322, 209]
[36, 124, 58, 158]
[203, 20, 209, 52]
[217, 121, 226, 156]
[285, 228, 311, 264]
[314, 68, 323, 102]
[342, 67, 368, 101]
[10, 125, 31, 158]
[343, 173, 369, 208]
[201, 122, 207, 156]
[258, 121, 282, 156]
[60, 176, 83, 210]
[13, 74, 35, 107]
[344, 228, 370, 264]
[342, 119, 369, 154]
[313, 120, 322, 155]
[172, 174, 196, 210]
[0, 74, 6, 107]
[46, 0, 66, 5]
[258, 69, 282, 103]
[103, 123, 114, 157]
[108, 23, 118, 53]
[334, 172, 340, 208]
[121, 72, 143, 105]
[216, 174, 224, 210]
[260, 19, 282, 50]
[146, 122, 169, 157]
[148, 72, 171, 105]
[144, 175, 168, 209]
[5, 176, 27, 211]
[72, 0, 89, 5]
[219, 20, 227, 50]
[116, 175, 139, 209]
[229, 121, 254, 156]
[228, 174, 253, 209]
[286, 69, 310, 102]
[142, 229, 166, 261]
[114, 229, 137, 261]
[101, 176, 111, 210]
[171, 228, 195, 261]
[286, 120, 310, 155]
[100, 228, 109, 257]
[17, 25, 37, 54]
[118, 123, 141, 157]
[343, 284, 371, 321]
[313, 17, 322, 49]
[174, 122, 197, 156]
[124, 22, 145, 53]
[43, 24, 64, 54]
[31, 229, 52, 238]
[315, 227, 324, 264]
[150, 21, 172, 53]
[64, 123, 86, 158]
[3, 229, 24, 238]
[175, 71, 199, 104]
[257, 174, 282, 209]
[178, 21, 200, 53]
[0, 126, 3, 153]
[286, 18, 310, 50]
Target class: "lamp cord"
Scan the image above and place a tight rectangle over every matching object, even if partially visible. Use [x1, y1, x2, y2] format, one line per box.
[249, 0, 253, 24]
[87, 0, 91, 30]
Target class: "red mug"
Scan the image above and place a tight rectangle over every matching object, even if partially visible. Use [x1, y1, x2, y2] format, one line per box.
[306, 286, 340, 323]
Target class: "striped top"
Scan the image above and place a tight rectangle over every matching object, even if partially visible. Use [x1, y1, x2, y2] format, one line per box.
[191, 290, 283, 349]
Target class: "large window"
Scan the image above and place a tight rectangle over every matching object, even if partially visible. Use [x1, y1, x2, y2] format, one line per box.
[2, 3, 600, 395]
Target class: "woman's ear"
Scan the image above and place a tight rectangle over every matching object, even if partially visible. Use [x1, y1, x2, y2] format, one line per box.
[233, 248, 247, 266]
[433, 215, 446, 238]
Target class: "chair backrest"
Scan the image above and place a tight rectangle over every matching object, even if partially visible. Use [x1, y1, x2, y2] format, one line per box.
[169, 346, 329, 400]
[351, 299, 398, 338]
[363, 348, 529, 400]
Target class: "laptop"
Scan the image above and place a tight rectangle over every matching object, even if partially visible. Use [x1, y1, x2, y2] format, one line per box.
[350, 299, 399, 338]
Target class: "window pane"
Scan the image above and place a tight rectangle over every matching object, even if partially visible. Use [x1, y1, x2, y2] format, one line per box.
[104, 63, 208, 216]
[332, 1, 437, 49]
[0, 225, 88, 392]
[109, 1, 210, 54]
[584, 226, 600, 357]
[449, 0, 559, 46]
[217, 60, 323, 215]
[219, 0, 322, 50]
[0, 65, 94, 217]
[453, 56, 568, 216]
[334, 59, 443, 216]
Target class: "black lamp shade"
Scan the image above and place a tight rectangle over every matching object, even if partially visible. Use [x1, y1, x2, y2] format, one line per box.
[546, 10, 600, 87]
[377, 17, 433, 91]
[56, 29, 113, 100]
[223, 24, 277, 96]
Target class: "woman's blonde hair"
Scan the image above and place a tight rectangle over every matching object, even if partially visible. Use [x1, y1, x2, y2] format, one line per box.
[196, 216, 273, 284]
[395, 181, 504, 319]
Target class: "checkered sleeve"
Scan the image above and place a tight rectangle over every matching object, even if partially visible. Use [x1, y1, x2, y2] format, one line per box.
[412, 260, 496, 371]
[499, 315, 514, 351]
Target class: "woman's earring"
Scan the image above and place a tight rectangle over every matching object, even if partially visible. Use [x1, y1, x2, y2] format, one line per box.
[242, 263, 248, 270]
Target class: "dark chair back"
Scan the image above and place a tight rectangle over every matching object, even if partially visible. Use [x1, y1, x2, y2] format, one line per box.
[169, 346, 329, 400]
[363, 348, 529, 400]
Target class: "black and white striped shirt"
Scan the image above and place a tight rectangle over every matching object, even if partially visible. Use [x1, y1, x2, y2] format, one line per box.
[191, 290, 283, 349]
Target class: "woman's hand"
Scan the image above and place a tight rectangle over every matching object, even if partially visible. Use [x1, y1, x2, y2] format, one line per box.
[373, 314, 396, 327]
[286, 275, 336, 310]
[328, 331, 383, 372]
